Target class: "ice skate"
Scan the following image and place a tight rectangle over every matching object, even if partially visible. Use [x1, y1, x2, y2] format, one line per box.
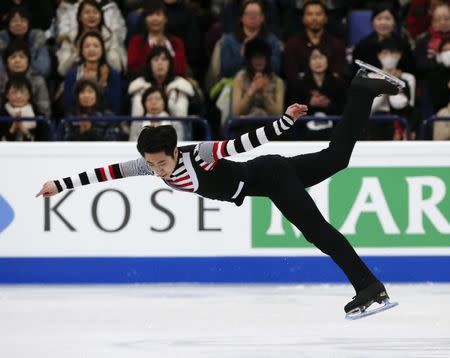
[355, 59, 406, 92]
[344, 281, 398, 320]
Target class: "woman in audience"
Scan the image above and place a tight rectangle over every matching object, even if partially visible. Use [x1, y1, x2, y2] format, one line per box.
[129, 86, 184, 142]
[0, 6, 51, 78]
[0, 39, 50, 117]
[65, 78, 123, 141]
[127, 0, 187, 76]
[352, 3, 415, 75]
[128, 46, 195, 119]
[287, 46, 345, 141]
[427, 37, 450, 139]
[415, 2, 450, 77]
[220, 0, 281, 78]
[64, 31, 122, 114]
[231, 37, 284, 117]
[57, 0, 126, 76]
[56, 0, 127, 44]
[0, 76, 41, 141]
[369, 38, 415, 140]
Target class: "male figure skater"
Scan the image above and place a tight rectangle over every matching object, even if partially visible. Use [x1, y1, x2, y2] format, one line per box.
[37, 64, 404, 319]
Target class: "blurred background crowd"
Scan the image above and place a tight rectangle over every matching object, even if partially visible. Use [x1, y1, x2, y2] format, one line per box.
[0, 0, 449, 142]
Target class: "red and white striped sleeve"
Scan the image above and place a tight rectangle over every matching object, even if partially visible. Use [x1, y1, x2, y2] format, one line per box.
[196, 114, 295, 163]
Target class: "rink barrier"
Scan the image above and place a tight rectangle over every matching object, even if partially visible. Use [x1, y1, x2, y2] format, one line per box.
[0, 116, 55, 140]
[224, 115, 411, 139]
[56, 115, 213, 141]
[1, 256, 450, 284]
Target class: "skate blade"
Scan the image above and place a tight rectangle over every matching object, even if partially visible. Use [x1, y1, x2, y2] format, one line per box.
[345, 299, 399, 321]
[355, 59, 406, 89]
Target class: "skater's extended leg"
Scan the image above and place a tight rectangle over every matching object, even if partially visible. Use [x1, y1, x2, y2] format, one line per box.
[288, 70, 399, 188]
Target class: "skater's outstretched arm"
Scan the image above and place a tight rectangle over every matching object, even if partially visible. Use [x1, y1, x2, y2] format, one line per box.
[35, 157, 154, 198]
[196, 103, 307, 163]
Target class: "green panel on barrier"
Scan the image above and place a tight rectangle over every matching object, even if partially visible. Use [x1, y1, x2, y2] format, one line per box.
[252, 168, 450, 248]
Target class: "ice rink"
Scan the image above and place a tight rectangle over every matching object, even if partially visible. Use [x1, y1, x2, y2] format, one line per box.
[1, 284, 450, 358]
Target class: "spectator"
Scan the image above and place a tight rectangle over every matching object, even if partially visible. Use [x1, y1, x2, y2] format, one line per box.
[407, 0, 444, 40]
[231, 37, 284, 117]
[284, 0, 346, 82]
[63, 31, 122, 115]
[428, 36, 450, 112]
[0, 76, 40, 141]
[0, 6, 51, 78]
[220, 0, 281, 78]
[219, 0, 281, 37]
[57, 0, 126, 76]
[352, 2, 415, 75]
[127, 0, 187, 76]
[56, 0, 127, 44]
[415, 2, 450, 77]
[65, 78, 123, 141]
[0, 39, 51, 117]
[128, 46, 195, 139]
[129, 86, 184, 141]
[0, 0, 54, 31]
[287, 45, 345, 140]
[160, 0, 203, 79]
[368, 38, 415, 140]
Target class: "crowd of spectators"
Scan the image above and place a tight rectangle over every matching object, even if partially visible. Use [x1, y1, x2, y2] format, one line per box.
[0, 0, 449, 142]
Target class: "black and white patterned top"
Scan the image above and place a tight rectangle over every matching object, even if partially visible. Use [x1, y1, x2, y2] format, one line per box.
[53, 115, 295, 194]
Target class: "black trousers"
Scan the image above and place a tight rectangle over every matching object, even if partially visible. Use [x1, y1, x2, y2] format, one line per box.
[244, 88, 378, 292]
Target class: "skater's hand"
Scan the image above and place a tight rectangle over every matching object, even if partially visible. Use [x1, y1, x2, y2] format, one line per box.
[285, 103, 308, 121]
[35, 181, 59, 198]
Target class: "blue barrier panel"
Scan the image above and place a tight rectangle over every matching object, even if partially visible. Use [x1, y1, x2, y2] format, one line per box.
[1, 256, 449, 283]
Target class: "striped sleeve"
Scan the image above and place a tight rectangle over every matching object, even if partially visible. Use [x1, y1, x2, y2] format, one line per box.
[196, 114, 295, 163]
[53, 157, 154, 193]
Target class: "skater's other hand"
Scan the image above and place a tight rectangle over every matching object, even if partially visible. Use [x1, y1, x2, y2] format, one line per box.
[285, 103, 308, 121]
[35, 181, 59, 198]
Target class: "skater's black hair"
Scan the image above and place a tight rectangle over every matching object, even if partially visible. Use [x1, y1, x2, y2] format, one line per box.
[137, 125, 177, 157]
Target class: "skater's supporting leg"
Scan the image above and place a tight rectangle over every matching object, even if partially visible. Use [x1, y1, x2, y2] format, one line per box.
[246, 156, 378, 292]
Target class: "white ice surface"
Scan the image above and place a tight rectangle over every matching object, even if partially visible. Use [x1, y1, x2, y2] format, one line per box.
[1, 284, 449, 358]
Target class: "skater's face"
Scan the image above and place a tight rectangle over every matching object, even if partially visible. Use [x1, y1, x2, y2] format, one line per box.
[302, 4, 327, 33]
[309, 49, 328, 73]
[372, 10, 395, 38]
[432, 5, 450, 33]
[144, 148, 178, 178]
